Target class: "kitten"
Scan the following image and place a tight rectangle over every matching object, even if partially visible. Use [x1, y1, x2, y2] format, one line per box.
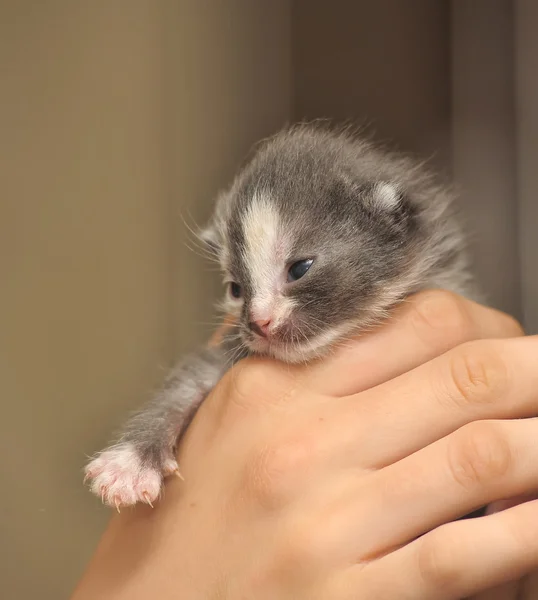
[84, 124, 474, 509]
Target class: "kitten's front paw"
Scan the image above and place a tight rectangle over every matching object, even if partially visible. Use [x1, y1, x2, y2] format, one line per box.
[84, 443, 168, 510]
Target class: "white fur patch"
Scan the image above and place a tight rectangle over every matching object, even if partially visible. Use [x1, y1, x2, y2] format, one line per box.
[373, 182, 401, 209]
[241, 193, 284, 320]
[272, 295, 296, 324]
[279, 322, 352, 363]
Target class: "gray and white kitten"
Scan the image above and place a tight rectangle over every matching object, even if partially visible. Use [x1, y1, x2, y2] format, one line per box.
[85, 125, 474, 509]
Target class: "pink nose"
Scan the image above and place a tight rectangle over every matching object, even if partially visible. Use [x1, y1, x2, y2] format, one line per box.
[249, 318, 271, 338]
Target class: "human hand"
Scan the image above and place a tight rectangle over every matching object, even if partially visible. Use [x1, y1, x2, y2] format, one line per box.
[73, 291, 535, 600]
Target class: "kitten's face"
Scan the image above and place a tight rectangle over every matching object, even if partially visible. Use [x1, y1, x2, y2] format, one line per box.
[202, 130, 423, 363]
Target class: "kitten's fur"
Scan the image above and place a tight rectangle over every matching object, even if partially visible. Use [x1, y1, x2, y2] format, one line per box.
[85, 125, 474, 508]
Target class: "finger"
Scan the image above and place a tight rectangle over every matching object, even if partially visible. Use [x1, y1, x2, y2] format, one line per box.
[347, 499, 538, 600]
[307, 290, 522, 397]
[486, 492, 538, 515]
[472, 580, 521, 600]
[338, 418, 538, 558]
[323, 336, 538, 470]
[519, 570, 538, 599]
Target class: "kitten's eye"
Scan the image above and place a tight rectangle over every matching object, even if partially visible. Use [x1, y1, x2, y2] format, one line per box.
[287, 259, 313, 283]
[229, 282, 242, 299]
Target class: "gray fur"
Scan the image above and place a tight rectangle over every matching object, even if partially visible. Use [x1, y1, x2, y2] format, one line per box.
[86, 124, 474, 507]
[119, 344, 234, 468]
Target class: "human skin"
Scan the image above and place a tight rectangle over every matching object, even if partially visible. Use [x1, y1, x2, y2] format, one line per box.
[72, 290, 538, 600]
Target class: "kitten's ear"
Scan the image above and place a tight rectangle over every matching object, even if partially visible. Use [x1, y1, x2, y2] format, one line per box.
[200, 190, 229, 253]
[369, 182, 406, 211]
[363, 181, 417, 234]
[199, 222, 221, 253]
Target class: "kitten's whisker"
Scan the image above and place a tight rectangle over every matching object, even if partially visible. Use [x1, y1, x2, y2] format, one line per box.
[179, 212, 221, 264]
[303, 315, 328, 328]
[181, 239, 220, 265]
[181, 223, 219, 257]
[221, 339, 247, 366]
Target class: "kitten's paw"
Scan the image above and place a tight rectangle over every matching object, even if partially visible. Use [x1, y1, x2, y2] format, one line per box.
[84, 443, 163, 509]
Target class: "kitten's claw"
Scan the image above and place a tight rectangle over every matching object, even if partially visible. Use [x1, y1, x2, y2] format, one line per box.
[174, 470, 185, 481]
[162, 457, 181, 478]
[84, 443, 163, 509]
[161, 457, 184, 481]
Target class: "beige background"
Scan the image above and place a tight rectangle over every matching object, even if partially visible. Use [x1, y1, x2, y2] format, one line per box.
[1, 1, 529, 598]
[1, 2, 289, 598]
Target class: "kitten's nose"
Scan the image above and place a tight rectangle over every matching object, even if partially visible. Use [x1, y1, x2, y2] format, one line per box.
[249, 318, 271, 338]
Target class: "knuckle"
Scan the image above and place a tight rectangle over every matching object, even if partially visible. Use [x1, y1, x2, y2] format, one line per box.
[233, 358, 278, 399]
[502, 313, 525, 337]
[448, 421, 512, 490]
[411, 290, 471, 347]
[417, 529, 462, 591]
[445, 341, 508, 409]
[219, 358, 286, 413]
[243, 435, 313, 509]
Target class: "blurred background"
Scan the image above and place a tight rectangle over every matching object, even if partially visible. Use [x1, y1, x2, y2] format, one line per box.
[2, 1, 537, 597]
